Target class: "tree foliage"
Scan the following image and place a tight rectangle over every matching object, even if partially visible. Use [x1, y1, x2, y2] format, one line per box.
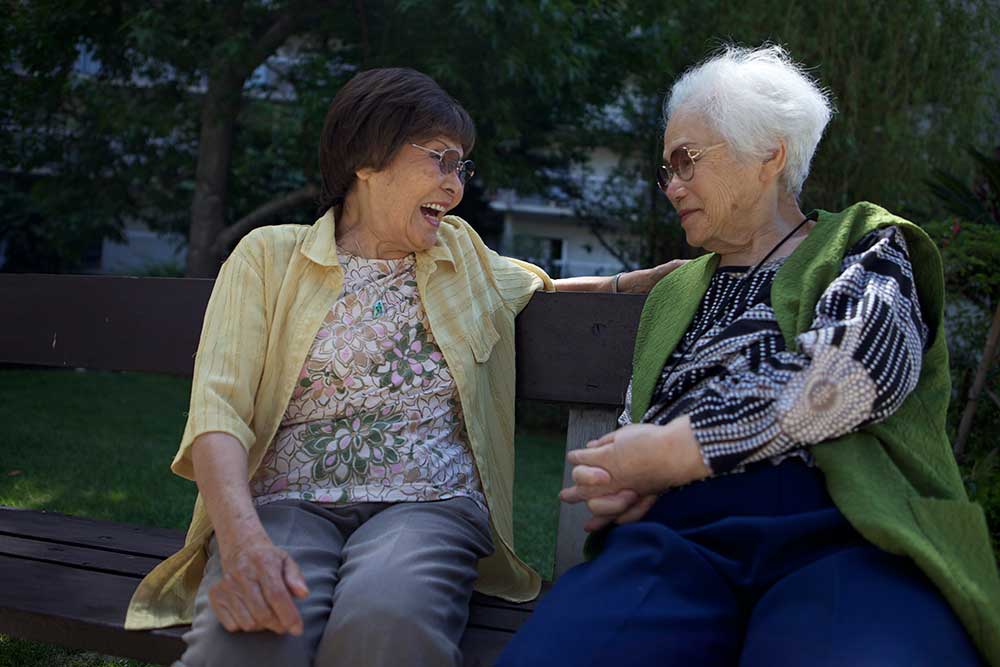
[925, 148, 1000, 550]
[2, 0, 998, 274]
[2, 0, 633, 274]
[573, 0, 1000, 268]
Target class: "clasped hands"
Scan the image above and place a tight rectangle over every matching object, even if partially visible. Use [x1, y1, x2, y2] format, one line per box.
[559, 416, 712, 532]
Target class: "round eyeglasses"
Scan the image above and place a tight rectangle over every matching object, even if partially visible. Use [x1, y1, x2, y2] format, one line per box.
[656, 143, 725, 192]
[411, 143, 475, 184]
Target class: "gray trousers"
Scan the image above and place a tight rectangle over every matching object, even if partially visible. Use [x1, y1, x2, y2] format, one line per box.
[175, 497, 494, 667]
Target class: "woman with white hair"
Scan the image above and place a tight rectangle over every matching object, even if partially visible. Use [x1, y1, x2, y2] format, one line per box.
[499, 45, 1000, 666]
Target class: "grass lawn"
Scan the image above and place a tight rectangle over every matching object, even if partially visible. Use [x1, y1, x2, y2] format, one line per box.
[0, 368, 565, 667]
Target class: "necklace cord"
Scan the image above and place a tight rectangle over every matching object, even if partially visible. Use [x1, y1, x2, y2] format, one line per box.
[652, 216, 812, 401]
[744, 216, 811, 281]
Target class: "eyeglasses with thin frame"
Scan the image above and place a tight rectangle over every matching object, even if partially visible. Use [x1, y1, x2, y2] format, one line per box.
[656, 143, 726, 192]
[411, 143, 475, 185]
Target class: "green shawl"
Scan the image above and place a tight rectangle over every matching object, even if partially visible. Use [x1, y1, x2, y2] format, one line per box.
[626, 202, 1000, 664]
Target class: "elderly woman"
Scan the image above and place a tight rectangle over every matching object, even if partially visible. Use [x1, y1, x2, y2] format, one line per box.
[499, 46, 1000, 666]
[123, 67, 671, 667]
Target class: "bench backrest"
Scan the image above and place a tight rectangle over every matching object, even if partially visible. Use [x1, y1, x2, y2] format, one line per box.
[0, 274, 646, 575]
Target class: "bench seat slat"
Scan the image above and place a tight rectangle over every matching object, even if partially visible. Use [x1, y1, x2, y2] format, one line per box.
[0, 553, 184, 663]
[0, 526, 549, 616]
[0, 552, 531, 665]
[0, 507, 544, 608]
[0, 512, 538, 665]
[0, 506, 184, 558]
[0, 534, 163, 578]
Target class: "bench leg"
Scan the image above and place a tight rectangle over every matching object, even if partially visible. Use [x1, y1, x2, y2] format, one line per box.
[553, 406, 620, 578]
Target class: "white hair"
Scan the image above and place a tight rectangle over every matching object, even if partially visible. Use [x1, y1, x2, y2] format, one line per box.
[664, 44, 835, 197]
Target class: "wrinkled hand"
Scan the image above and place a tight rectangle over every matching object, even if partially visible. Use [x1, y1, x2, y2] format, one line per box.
[210, 538, 309, 635]
[576, 488, 659, 532]
[560, 417, 711, 529]
[619, 259, 689, 294]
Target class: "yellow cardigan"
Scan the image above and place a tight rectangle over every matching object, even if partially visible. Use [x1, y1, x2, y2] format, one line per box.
[125, 210, 553, 630]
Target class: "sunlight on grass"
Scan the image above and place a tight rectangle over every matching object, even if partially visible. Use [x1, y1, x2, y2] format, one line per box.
[0, 483, 55, 509]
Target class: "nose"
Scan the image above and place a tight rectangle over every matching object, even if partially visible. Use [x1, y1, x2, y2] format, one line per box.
[664, 174, 686, 203]
[443, 170, 463, 198]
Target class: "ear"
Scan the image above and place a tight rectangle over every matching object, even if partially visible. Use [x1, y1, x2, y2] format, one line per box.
[759, 141, 787, 186]
[355, 166, 376, 183]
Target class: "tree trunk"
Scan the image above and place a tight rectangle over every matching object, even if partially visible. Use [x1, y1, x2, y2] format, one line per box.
[186, 73, 243, 278]
[212, 183, 319, 257]
[585, 219, 633, 271]
[183, 2, 325, 277]
[954, 299, 1000, 459]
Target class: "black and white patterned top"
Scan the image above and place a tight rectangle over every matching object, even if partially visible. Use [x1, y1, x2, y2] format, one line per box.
[620, 225, 928, 475]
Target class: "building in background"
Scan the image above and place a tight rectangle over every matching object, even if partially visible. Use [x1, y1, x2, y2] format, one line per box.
[491, 192, 633, 278]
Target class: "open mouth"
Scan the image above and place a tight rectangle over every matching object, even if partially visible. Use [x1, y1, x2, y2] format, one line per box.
[420, 202, 447, 226]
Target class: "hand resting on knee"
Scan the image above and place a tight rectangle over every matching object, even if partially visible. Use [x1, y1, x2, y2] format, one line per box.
[192, 432, 310, 635]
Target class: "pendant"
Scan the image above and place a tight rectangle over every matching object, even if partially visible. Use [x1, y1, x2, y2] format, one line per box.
[372, 299, 384, 318]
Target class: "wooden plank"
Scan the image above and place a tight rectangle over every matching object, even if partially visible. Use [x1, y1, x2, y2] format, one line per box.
[467, 604, 531, 633]
[0, 274, 212, 376]
[553, 407, 621, 578]
[0, 554, 185, 664]
[0, 509, 543, 605]
[0, 537, 532, 633]
[0, 553, 525, 665]
[0, 506, 184, 558]
[0, 534, 163, 577]
[516, 291, 644, 405]
[0, 275, 644, 406]
[460, 626, 515, 667]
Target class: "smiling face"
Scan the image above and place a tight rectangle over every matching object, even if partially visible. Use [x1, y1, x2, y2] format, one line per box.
[661, 114, 769, 253]
[342, 135, 466, 258]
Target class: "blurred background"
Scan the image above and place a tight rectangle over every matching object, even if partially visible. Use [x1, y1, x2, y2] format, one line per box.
[2, 1, 1000, 663]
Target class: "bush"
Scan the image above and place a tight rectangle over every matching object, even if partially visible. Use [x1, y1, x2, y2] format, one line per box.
[922, 218, 1000, 559]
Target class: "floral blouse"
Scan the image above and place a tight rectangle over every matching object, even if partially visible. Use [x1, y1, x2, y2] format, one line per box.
[621, 225, 928, 475]
[250, 249, 487, 510]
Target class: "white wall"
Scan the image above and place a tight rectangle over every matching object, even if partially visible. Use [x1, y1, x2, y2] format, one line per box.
[501, 212, 634, 278]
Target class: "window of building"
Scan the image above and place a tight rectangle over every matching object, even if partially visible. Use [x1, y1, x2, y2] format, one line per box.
[511, 235, 565, 279]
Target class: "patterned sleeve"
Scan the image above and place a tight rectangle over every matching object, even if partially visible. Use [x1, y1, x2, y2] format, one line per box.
[693, 225, 928, 474]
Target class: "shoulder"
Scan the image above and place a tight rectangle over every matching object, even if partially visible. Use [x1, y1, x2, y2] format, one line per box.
[817, 202, 931, 251]
[235, 223, 310, 255]
[436, 215, 521, 273]
[846, 225, 910, 258]
[647, 252, 716, 302]
[813, 203, 946, 321]
[808, 202, 940, 275]
[436, 214, 552, 305]
[437, 215, 488, 255]
[229, 224, 310, 274]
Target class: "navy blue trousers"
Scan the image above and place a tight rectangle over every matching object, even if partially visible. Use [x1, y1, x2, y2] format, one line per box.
[499, 460, 981, 667]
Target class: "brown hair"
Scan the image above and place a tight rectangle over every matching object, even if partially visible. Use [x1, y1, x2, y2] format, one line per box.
[317, 67, 476, 214]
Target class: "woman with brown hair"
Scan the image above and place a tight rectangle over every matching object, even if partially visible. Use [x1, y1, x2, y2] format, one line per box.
[123, 67, 676, 667]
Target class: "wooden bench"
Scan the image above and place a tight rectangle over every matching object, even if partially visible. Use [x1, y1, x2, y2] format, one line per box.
[0, 273, 645, 666]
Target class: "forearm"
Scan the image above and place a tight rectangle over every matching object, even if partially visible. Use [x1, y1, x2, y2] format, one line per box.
[191, 432, 269, 559]
[553, 260, 686, 293]
[553, 275, 615, 292]
[553, 269, 656, 293]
